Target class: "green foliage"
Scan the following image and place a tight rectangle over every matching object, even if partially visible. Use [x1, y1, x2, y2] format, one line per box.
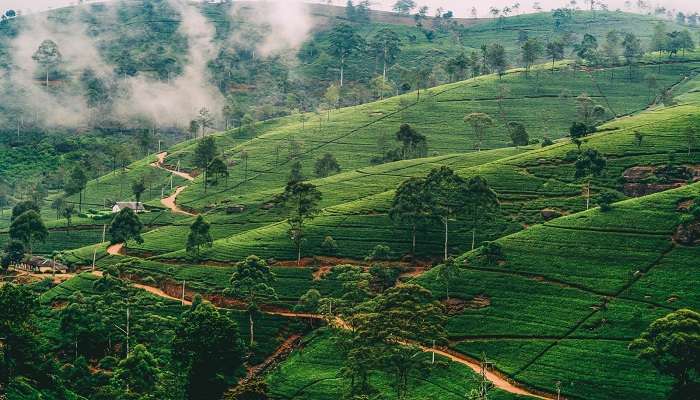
[173, 302, 245, 400]
[314, 153, 341, 178]
[111, 344, 161, 396]
[186, 216, 213, 260]
[9, 210, 47, 254]
[630, 309, 700, 389]
[464, 113, 495, 151]
[108, 208, 143, 254]
[320, 235, 338, 255]
[278, 181, 322, 264]
[228, 255, 278, 346]
[507, 121, 529, 147]
[365, 244, 392, 262]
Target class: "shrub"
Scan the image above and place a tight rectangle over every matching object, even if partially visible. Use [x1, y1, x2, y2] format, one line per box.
[320, 236, 338, 255]
[365, 244, 392, 261]
[481, 241, 503, 264]
[142, 276, 157, 285]
[597, 192, 621, 212]
[541, 136, 554, 147]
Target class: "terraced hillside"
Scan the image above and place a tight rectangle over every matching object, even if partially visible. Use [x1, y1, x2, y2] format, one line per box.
[101, 60, 699, 264]
[412, 181, 700, 400]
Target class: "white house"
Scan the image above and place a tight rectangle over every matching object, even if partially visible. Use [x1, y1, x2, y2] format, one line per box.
[112, 202, 146, 213]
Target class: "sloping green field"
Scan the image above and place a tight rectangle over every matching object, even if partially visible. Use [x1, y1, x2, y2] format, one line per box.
[415, 182, 700, 399]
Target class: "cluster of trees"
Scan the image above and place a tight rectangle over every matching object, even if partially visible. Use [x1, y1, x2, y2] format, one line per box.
[1, 271, 248, 400]
[390, 166, 499, 260]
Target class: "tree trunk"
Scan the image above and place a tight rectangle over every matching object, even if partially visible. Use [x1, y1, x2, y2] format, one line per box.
[443, 217, 448, 261]
[340, 58, 345, 87]
[46, 70, 49, 87]
[249, 311, 255, 347]
[297, 240, 302, 267]
[471, 227, 476, 251]
[585, 181, 591, 210]
[411, 224, 416, 255]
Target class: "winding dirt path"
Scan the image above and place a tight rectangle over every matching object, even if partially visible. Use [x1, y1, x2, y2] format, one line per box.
[151, 152, 195, 181]
[150, 152, 197, 216]
[422, 346, 553, 399]
[161, 186, 195, 216]
[124, 279, 551, 399]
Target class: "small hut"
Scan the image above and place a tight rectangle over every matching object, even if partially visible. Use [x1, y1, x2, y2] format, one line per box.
[112, 202, 146, 213]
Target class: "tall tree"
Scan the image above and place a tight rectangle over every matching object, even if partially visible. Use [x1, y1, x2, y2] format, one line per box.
[186, 216, 213, 261]
[622, 33, 642, 81]
[196, 107, 214, 138]
[395, 124, 427, 159]
[328, 23, 363, 87]
[227, 255, 277, 346]
[111, 344, 161, 396]
[314, 153, 341, 178]
[288, 160, 305, 184]
[545, 41, 565, 72]
[10, 201, 39, 222]
[9, 210, 47, 256]
[61, 203, 75, 234]
[351, 284, 446, 399]
[575, 148, 607, 210]
[575, 33, 599, 64]
[464, 112, 494, 152]
[465, 176, 500, 250]
[424, 167, 469, 260]
[392, 0, 416, 14]
[132, 179, 146, 204]
[32, 39, 62, 87]
[240, 150, 249, 180]
[370, 28, 402, 87]
[324, 84, 341, 120]
[389, 177, 430, 255]
[108, 208, 143, 255]
[486, 43, 507, 78]
[436, 258, 459, 300]
[684, 118, 698, 156]
[278, 181, 322, 266]
[193, 136, 217, 193]
[173, 302, 244, 400]
[521, 38, 544, 76]
[629, 309, 699, 394]
[507, 121, 529, 147]
[208, 157, 229, 185]
[65, 166, 88, 212]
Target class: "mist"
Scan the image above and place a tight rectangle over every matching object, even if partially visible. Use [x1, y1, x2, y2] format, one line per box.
[112, 0, 224, 127]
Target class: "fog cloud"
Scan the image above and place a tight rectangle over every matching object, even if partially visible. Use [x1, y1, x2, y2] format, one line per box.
[243, 1, 314, 57]
[113, 0, 224, 126]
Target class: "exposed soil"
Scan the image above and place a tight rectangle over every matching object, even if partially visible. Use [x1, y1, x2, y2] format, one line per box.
[66, 270, 554, 399]
[677, 199, 695, 212]
[161, 186, 196, 216]
[106, 243, 124, 256]
[673, 221, 700, 245]
[443, 295, 491, 315]
[622, 164, 700, 197]
[312, 266, 332, 281]
[152, 152, 195, 182]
